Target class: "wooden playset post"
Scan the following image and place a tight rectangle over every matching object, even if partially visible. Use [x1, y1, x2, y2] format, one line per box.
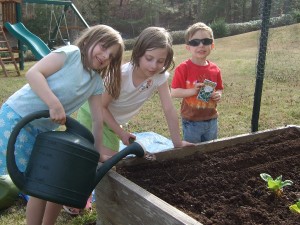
[0, 0, 22, 24]
[0, 0, 22, 75]
[0, 0, 23, 71]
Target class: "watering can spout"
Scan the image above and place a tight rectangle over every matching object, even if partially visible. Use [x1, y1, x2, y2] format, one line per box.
[94, 141, 145, 188]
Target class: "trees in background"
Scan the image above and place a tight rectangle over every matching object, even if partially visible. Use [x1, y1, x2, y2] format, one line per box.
[72, 0, 299, 37]
[23, 0, 300, 40]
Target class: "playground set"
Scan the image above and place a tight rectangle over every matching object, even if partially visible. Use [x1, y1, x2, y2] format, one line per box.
[0, 0, 89, 75]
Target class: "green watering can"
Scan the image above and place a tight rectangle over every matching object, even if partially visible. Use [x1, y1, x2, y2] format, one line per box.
[6, 111, 145, 208]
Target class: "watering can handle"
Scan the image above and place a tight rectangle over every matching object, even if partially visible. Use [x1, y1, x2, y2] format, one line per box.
[6, 110, 94, 189]
[7, 110, 50, 189]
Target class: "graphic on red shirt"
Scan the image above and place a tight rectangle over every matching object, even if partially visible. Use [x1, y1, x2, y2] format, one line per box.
[185, 81, 216, 109]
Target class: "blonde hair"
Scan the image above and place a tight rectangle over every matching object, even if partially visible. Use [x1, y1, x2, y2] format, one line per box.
[74, 25, 124, 99]
[185, 22, 214, 44]
[131, 27, 174, 73]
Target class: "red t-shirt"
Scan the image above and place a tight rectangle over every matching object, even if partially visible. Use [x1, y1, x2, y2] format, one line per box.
[171, 59, 223, 121]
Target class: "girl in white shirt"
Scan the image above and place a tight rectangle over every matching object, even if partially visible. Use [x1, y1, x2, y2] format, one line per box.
[77, 27, 194, 161]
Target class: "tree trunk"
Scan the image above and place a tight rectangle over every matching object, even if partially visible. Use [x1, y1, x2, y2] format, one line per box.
[196, 0, 202, 21]
[251, 0, 259, 19]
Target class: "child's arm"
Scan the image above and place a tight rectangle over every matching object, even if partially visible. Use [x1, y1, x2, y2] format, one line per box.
[25, 52, 66, 124]
[170, 82, 203, 98]
[158, 82, 194, 148]
[102, 92, 136, 146]
[88, 94, 116, 162]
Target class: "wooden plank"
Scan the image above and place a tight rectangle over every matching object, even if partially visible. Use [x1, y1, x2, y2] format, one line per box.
[95, 170, 203, 225]
[1, 1, 18, 24]
[0, 48, 9, 51]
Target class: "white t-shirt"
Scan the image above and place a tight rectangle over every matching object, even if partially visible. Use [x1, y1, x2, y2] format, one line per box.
[108, 62, 169, 125]
[6, 45, 104, 131]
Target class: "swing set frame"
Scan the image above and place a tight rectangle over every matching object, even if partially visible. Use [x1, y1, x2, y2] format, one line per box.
[48, 4, 71, 50]
[20, 0, 89, 48]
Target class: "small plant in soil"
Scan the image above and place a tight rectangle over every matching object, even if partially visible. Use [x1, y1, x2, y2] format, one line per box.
[260, 173, 293, 197]
[289, 200, 300, 214]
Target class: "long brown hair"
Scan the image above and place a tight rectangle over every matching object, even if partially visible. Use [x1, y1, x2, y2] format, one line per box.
[74, 25, 124, 99]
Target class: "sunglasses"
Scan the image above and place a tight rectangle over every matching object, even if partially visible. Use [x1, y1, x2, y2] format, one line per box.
[187, 38, 213, 46]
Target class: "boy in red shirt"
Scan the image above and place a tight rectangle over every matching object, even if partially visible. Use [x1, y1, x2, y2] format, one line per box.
[171, 22, 224, 143]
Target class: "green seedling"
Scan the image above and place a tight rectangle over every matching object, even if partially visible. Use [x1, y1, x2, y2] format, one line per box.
[260, 173, 293, 197]
[289, 200, 300, 214]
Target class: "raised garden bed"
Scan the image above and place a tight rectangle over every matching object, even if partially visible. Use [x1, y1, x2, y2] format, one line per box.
[95, 125, 300, 225]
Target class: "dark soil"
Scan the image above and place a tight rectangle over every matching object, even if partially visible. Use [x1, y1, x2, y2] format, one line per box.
[117, 128, 300, 225]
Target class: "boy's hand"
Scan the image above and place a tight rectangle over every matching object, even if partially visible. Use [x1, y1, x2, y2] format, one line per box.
[194, 82, 204, 94]
[211, 91, 222, 102]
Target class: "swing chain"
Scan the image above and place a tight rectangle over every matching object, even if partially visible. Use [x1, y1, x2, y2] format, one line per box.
[48, 5, 70, 49]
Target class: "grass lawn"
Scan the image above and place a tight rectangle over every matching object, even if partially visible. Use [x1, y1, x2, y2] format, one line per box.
[0, 23, 299, 224]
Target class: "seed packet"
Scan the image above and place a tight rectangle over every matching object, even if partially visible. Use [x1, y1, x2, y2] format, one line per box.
[197, 79, 217, 102]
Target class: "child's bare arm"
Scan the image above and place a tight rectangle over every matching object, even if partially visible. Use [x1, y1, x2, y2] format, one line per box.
[102, 92, 135, 146]
[26, 52, 66, 124]
[158, 82, 195, 147]
[89, 94, 117, 162]
[170, 82, 203, 98]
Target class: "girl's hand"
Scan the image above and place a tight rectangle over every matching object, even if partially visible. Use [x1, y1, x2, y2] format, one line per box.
[120, 131, 136, 146]
[181, 140, 196, 147]
[49, 101, 66, 125]
[174, 140, 195, 148]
